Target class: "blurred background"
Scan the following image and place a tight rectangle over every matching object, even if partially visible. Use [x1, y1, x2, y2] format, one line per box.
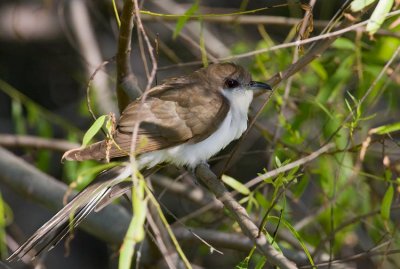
[0, 0, 400, 268]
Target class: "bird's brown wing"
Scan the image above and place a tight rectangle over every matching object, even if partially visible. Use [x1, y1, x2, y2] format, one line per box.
[63, 81, 229, 161]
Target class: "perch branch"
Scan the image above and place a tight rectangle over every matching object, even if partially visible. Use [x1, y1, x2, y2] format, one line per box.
[195, 164, 297, 269]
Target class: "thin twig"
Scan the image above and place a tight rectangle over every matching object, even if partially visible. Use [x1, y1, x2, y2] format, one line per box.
[158, 9, 400, 71]
[246, 143, 334, 189]
[146, 202, 178, 269]
[0, 134, 79, 152]
[85, 58, 114, 120]
[151, 174, 216, 207]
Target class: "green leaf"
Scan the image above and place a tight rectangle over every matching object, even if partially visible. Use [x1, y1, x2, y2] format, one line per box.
[275, 156, 282, 167]
[36, 121, 53, 172]
[370, 122, 400, 135]
[82, 115, 107, 146]
[332, 38, 355, 50]
[119, 179, 147, 269]
[366, 0, 394, 36]
[268, 216, 315, 267]
[173, 0, 199, 39]
[0, 192, 8, 259]
[26, 103, 39, 126]
[11, 99, 26, 135]
[255, 256, 267, 269]
[310, 61, 328, 80]
[236, 246, 257, 269]
[381, 184, 394, 220]
[235, 257, 249, 269]
[221, 175, 250, 195]
[351, 0, 377, 12]
[75, 162, 121, 190]
[63, 132, 79, 182]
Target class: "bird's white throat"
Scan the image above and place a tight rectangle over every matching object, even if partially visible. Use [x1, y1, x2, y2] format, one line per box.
[137, 88, 253, 168]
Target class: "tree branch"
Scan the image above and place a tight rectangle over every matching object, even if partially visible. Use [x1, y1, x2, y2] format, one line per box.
[0, 134, 79, 152]
[195, 164, 297, 269]
[69, 0, 118, 115]
[0, 146, 130, 244]
[116, 0, 142, 112]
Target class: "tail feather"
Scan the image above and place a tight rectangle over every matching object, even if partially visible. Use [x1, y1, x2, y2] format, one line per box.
[7, 164, 132, 261]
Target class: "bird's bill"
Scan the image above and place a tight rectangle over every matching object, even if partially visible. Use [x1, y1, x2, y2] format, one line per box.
[249, 81, 272, 90]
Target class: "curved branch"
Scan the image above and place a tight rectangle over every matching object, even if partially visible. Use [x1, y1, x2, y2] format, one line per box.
[195, 164, 297, 269]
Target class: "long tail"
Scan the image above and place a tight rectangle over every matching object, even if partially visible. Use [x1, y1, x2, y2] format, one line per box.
[7, 164, 132, 261]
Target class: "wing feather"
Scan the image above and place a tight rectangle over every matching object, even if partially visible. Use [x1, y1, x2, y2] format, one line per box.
[63, 79, 229, 161]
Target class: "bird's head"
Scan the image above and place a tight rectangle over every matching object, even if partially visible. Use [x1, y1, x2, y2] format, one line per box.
[202, 62, 272, 94]
[198, 63, 271, 111]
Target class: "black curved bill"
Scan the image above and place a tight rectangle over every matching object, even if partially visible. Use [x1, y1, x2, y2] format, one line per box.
[249, 81, 272, 90]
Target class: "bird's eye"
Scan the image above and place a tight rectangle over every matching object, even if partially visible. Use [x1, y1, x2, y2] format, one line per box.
[225, 79, 239, 89]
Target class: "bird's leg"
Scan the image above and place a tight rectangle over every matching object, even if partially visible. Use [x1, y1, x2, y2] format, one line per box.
[189, 162, 210, 185]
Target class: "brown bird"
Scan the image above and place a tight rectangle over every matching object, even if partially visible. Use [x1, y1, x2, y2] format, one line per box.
[8, 62, 271, 261]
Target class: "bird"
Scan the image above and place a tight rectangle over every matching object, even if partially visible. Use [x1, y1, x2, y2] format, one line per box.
[8, 62, 271, 261]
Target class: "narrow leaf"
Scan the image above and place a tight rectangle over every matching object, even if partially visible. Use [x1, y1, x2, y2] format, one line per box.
[82, 115, 107, 146]
[173, 0, 199, 39]
[369, 122, 400, 135]
[268, 216, 315, 267]
[221, 175, 250, 195]
[381, 184, 394, 220]
[366, 0, 394, 36]
[0, 192, 8, 259]
[235, 257, 249, 269]
[11, 99, 26, 135]
[351, 0, 377, 12]
[119, 179, 147, 269]
[75, 162, 121, 190]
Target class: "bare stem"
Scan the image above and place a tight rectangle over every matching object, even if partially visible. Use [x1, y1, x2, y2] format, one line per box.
[116, 0, 142, 112]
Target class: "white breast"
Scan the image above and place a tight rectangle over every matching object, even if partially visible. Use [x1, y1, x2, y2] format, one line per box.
[137, 88, 253, 169]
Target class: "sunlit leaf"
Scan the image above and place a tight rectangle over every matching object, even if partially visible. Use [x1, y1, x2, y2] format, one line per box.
[221, 175, 250, 195]
[82, 115, 107, 146]
[119, 179, 147, 269]
[369, 122, 400, 135]
[351, 0, 377, 12]
[275, 156, 282, 167]
[366, 0, 394, 36]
